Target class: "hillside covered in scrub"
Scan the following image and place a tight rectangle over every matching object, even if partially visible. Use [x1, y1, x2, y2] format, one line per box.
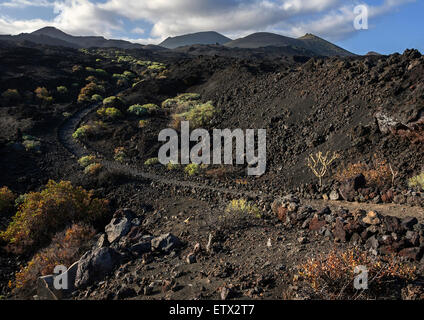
[0, 41, 423, 300]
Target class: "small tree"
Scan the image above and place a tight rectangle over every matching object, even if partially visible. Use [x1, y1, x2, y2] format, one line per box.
[307, 151, 340, 189]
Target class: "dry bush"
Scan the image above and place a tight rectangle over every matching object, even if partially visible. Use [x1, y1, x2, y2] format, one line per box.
[307, 151, 339, 188]
[297, 247, 417, 299]
[0, 180, 108, 253]
[12, 223, 96, 296]
[335, 154, 393, 188]
[0, 187, 16, 215]
[397, 128, 424, 144]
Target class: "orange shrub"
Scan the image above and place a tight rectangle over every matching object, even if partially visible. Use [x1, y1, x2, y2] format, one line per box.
[0, 180, 108, 253]
[297, 248, 417, 298]
[13, 223, 96, 295]
[0, 186, 15, 215]
[335, 155, 393, 188]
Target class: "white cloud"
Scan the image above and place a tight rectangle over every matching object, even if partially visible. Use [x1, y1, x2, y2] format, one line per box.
[0, 0, 54, 8]
[0, 0, 416, 43]
[131, 27, 145, 35]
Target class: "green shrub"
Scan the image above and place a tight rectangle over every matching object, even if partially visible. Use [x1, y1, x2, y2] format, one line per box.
[128, 103, 159, 117]
[0, 187, 15, 215]
[78, 155, 97, 168]
[22, 140, 41, 153]
[167, 162, 180, 171]
[85, 66, 95, 73]
[185, 163, 200, 176]
[148, 63, 166, 71]
[226, 199, 260, 218]
[95, 69, 108, 77]
[409, 172, 424, 190]
[91, 94, 103, 102]
[162, 98, 178, 108]
[173, 101, 215, 129]
[123, 71, 135, 79]
[138, 120, 149, 128]
[72, 122, 104, 140]
[144, 158, 159, 166]
[22, 135, 41, 153]
[176, 93, 201, 102]
[114, 147, 126, 162]
[0, 180, 109, 253]
[57, 86, 68, 95]
[97, 107, 122, 119]
[84, 163, 103, 175]
[103, 96, 122, 108]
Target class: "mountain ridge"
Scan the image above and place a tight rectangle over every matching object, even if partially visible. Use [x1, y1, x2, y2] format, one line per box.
[159, 31, 232, 49]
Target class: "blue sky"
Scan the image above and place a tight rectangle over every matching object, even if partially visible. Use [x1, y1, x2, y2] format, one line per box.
[0, 0, 422, 54]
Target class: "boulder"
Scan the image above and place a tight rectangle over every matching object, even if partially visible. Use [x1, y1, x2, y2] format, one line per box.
[74, 247, 122, 289]
[362, 211, 381, 225]
[130, 235, 154, 255]
[383, 216, 402, 233]
[401, 217, 418, 231]
[329, 190, 340, 201]
[105, 208, 135, 243]
[309, 216, 327, 232]
[151, 233, 181, 253]
[333, 219, 347, 242]
[339, 174, 366, 201]
[398, 247, 424, 261]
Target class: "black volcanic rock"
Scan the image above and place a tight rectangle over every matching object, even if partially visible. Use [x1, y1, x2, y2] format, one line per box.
[159, 31, 232, 49]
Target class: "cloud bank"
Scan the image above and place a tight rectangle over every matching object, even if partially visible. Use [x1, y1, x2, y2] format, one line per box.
[0, 0, 416, 44]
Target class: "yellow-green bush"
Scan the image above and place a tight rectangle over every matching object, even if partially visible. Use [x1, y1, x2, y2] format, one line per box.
[185, 163, 200, 176]
[72, 121, 105, 140]
[91, 94, 103, 102]
[114, 147, 125, 162]
[103, 96, 122, 108]
[97, 107, 122, 119]
[0, 187, 15, 215]
[57, 86, 68, 95]
[84, 163, 103, 175]
[78, 155, 97, 168]
[144, 157, 159, 166]
[0, 180, 108, 253]
[226, 199, 260, 218]
[167, 162, 180, 171]
[138, 120, 149, 128]
[13, 223, 96, 295]
[128, 104, 159, 117]
[408, 172, 424, 190]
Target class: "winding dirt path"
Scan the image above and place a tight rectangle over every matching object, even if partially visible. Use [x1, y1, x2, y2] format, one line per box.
[57, 99, 424, 222]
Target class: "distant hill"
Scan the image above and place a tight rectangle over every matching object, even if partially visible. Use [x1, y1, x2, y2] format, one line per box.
[159, 31, 232, 49]
[225, 32, 354, 57]
[297, 33, 354, 57]
[366, 51, 383, 56]
[0, 27, 152, 50]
